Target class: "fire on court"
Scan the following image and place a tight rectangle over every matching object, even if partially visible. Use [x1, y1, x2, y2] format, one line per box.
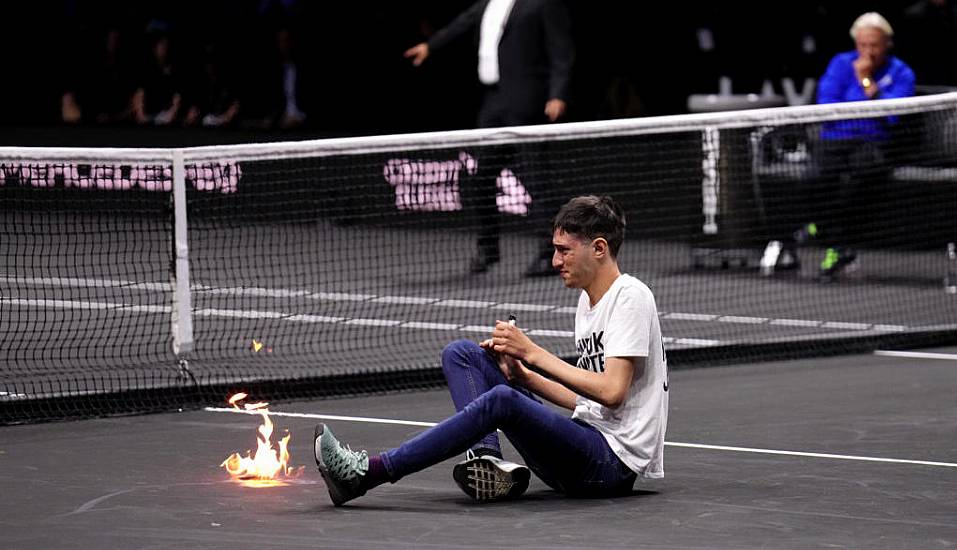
[220, 393, 301, 487]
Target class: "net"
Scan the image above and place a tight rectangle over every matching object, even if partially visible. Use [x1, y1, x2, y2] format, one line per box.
[3, 93, 957, 423]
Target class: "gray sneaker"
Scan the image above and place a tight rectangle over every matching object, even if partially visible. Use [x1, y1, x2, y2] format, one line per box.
[314, 424, 369, 506]
[452, 450, 530, 501]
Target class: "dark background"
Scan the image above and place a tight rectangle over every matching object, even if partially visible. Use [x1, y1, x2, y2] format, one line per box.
[1, 0, 955, 146]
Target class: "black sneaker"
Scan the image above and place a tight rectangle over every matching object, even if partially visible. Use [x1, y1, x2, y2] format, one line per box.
[314, 424, 369, 506]
[776, 244, 801, 271]
[818, 247, 858, 282]
[452, 451, 530, 501]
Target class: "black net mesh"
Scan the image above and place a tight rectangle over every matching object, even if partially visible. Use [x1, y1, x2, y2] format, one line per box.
[3, 94, 956, 423]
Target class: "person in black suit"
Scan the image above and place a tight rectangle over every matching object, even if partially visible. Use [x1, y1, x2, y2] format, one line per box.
[405, 0, 575, 276]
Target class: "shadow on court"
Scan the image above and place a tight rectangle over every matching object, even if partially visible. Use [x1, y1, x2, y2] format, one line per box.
[2, 348, 956, 549]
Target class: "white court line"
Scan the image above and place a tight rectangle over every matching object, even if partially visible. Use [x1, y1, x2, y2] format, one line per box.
[770, 318, 822, 328]
[0, 297, 599, 342]
[664, 312, 718, 322]
[401, 321, 461, 331]
[205, 408, 957, 469]
[871, 324, 909, 332]
[346, 318, 403, 327]
[823, 321, 873, 331]
[1, 297, 171, 314]
[716, 315, 769, 325]
[0, 294, 915, 349]
[0, 275, 172, 292]
[3, 273, 928, 334]
[205, 407, 438, 427]
[373, 296, 438, 306]
[433, 299, 496, 309]
[664, 442, 957, 468]
[667, 337, 723, 347]
[460, 325, 496, 333]
[528, 329, 575, 338]
[492, 303, 556, 313]
[874, 350, 957, 361]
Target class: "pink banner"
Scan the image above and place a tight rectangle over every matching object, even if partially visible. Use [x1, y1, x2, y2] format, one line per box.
[383, 151, 531, 214]
[0, 162, 240, 194]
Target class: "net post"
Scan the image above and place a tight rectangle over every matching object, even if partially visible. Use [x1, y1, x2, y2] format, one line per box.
[701, 126, 720, 236]
[171, 149, 194, 355]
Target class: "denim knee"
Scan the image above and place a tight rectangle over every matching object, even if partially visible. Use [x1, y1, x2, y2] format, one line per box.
[478, 384, 525, 416]
[441, 339, 481, 374]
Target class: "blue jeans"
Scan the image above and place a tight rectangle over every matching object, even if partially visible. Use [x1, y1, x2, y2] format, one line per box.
[381, 339, 636, 496]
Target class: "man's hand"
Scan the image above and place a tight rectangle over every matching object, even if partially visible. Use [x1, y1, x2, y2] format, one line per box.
[498, 353, 528, 384]
[404, 43, 430, 66]
[853, 54, 880, 98]
[490, 319, 540, 363]
[479, 336, 527, 383]
[853, 54, 874, 82]
[544, 98, 567, 122]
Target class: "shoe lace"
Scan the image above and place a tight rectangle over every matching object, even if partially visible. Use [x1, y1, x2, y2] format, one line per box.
[330, 442, 369, 480]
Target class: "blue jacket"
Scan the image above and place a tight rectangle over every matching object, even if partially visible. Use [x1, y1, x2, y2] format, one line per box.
[817, 51, 916, 141]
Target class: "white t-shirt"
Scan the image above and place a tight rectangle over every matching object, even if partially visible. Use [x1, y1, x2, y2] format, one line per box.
[477, 0, 516, 84]
[571, 273, 669, 478]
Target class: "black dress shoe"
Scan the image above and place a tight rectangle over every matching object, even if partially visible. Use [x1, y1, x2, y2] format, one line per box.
[524, 256, 556, 277]
[776, 244, 801, 271]
[469, 251, 500, 273]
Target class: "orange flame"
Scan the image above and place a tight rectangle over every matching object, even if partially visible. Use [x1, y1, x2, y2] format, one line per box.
[220, 393, 295, 487]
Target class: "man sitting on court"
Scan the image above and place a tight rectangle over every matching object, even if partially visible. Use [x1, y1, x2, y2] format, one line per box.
[313, 195, 669, 504]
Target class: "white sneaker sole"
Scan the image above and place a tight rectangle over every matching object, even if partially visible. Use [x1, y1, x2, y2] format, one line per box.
[452, 457, 530, 501]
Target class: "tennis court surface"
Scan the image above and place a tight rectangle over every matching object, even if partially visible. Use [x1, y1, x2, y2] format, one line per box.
[2, 347, 955, 549]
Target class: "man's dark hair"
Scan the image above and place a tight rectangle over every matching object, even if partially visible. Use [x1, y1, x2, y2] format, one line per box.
[552, 195, 626, 257]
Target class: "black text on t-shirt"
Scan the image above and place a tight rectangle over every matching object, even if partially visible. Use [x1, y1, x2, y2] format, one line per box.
[576, 330, 605, 372]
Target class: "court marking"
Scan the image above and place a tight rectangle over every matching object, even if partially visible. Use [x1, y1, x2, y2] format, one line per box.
[874, 350, 957, 361]
[664, 442, 957, 468]
[1, 297, 171, 314]
[205, 408, 957, 469]
[0, 296, 726, 346]
[205, 407, 439, 428]
[0, 274, 920, 334]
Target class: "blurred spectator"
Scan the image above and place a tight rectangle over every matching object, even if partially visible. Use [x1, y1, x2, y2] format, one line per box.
[244, 27, 311, 130]
[132, 22, 186, 125]
[184, 45, 241, 128]
[60, 27, 136, 124]
[276, 28, 309, 128]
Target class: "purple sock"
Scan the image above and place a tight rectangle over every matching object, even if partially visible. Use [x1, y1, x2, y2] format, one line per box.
[360, 453, 390, 491]
[472, 446, 502, 459]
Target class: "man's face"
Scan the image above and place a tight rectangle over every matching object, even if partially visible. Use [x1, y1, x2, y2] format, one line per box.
[855, 27, 890, 67]
[552, 229, 597, 289]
